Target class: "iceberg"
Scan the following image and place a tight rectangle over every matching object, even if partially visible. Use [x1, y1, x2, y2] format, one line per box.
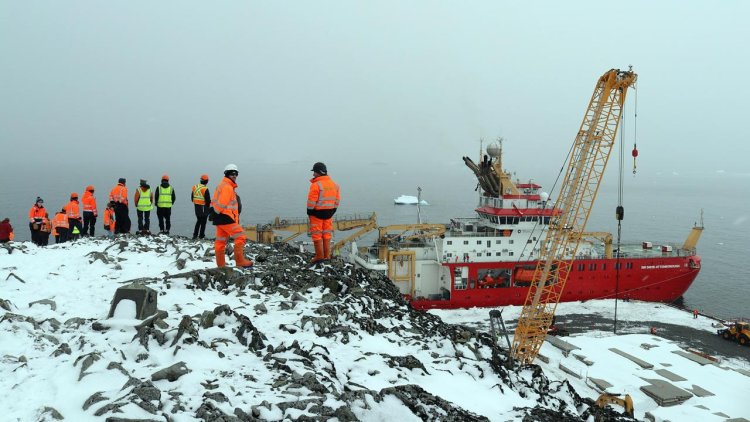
[394, 195, 429, 205]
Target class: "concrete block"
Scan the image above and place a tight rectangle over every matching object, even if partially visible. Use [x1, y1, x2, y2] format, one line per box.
[655, 368, 686, 382]
[545, 335, 580, 356]
[639, 378, 693, 407]
[671, 350, 715, 366]
[687, 384, 714, 397]
[587, 377, 613, 392]
[108, 283, 158, 320]
[609, 348, 654, 369]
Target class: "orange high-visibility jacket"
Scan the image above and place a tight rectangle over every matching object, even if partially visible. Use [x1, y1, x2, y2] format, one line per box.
[103, 208, 115, 231]
[307, 175, 340, 212]
[109, 183, 128, 205]
[28, 205, 46, 223]
[192, 184, 208, 205]
[40, 217, 51, 233]
[212, 177, 240, 223]
[66, 200, 81, 220]
[82, 191, 98, 216]
[52, 212, 69, 236]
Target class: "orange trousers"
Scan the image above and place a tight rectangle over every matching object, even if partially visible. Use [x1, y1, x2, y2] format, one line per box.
[309, 216, 333, 241]
[215, 223, 250, 265]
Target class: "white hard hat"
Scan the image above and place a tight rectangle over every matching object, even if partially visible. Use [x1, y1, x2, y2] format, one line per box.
[224, 164, 239, 173]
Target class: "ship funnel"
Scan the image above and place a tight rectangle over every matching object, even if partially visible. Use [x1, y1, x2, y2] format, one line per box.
[487, 142, 502, 158]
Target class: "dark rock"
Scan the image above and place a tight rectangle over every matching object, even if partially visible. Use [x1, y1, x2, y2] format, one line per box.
[39, 406, 64, 420]
[151, 361, 190, 382]
[82, 392, 109, 411]
[52, 343, 72, 357]
[132, 381, 161, 402]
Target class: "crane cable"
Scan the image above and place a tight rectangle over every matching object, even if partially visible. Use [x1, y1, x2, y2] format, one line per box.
[614, 82, 638, 334]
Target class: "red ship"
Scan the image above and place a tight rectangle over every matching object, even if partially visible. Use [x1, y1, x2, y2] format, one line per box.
[345, 142, 703, 310]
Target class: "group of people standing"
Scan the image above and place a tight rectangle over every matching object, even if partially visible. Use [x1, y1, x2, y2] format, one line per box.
[9, 162, 340, 271]
[26, 188, 101, 245]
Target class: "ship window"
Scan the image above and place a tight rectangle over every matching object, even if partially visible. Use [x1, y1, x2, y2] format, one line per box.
[509, 252, 514, 256]
[476, 253, 482, 257]
[487, 240, 491, 247]
[578, 263, 585, 271]
[615, 263, 621, 270]
[509, 240, 514, 244]
[477, 240, 482, 245]
[602, 263, 606, 270]
[499, 217, 506, 224]
[544, 217, 551, 225]
[447, 240, 452, 245]
[527, 239, 532, 244]
[589, 263, 596, 271]
[496, 252, 502, 256]
[446, 253, 452, 257]
[626, 262, 633, 269]
[496, 240, 502, 244]
[486, 252, 491, 256]
[463, 240, 469, 245]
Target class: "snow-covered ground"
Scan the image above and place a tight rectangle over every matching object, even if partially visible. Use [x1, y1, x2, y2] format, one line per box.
[1, 238, 748, 421]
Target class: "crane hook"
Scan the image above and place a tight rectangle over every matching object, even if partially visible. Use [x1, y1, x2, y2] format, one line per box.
[631, 145, 638, 174]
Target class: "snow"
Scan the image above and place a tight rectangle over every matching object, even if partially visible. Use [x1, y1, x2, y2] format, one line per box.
[394, 195, 429, 205]
[1, 238, 748, 421]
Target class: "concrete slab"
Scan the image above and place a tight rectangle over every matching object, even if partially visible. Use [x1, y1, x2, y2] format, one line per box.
[737, 368, 750, 378]
[725, 418, 750, 422]
[640, 343, 658, 350]
[572, 353, 593, 366]
[639, 378, 693, 407]
[693, 404, 710, 410]
[654, 368, 687, 382]
[545, 335, 580, 356]
[559, 362, 582, 379]
[671, 350, 716, 366]
[536, 353, 550, 364]
[587, 377, 613, 392]
[609, 348, 654, 369]
[687, 384, 714, 397]
[660, 362, 672, 367]
[713, 412, 730, 418]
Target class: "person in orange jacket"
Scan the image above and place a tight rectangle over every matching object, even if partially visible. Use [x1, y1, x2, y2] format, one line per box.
[52, 207, 70, 243]
[66, 192, 83, 241]
[191, 174, 211, 239]
[103, 202, 116, 236]
[82, 185, 98, 236]
[28, 197, 46, 245]
[307, 162, 340, 263]
[0, 218, 13, 243]
[38, 213, 51, 246]
[109, 178, 131, 234]
[210, 164, 253, 268]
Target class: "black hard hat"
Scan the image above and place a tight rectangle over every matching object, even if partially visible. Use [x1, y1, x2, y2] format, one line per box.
[311, 162, 327, 175]
[118, 178, 126, 184]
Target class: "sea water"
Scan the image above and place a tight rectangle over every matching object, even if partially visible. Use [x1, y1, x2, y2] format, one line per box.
[2, 161, 748, 320]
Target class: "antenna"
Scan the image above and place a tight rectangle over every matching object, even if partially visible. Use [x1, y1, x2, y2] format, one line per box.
[417, 187, 423, 224]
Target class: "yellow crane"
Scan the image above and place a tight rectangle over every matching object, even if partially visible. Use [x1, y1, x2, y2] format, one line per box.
[511, 68, 637, 365]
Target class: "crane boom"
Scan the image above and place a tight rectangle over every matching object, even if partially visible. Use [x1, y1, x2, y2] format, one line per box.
[511, 68, 637, 365]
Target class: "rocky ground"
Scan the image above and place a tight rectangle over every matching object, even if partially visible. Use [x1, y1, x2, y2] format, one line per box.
[0, 236, 639, 421]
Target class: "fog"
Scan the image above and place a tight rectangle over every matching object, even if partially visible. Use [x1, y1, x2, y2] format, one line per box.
[2, 1, 749, 208]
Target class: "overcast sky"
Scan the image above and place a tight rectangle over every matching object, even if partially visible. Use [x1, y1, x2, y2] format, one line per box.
[2, 1, 749, 181]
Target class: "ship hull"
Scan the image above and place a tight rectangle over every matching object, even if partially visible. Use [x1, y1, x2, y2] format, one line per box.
[410, 255, 701, 310]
